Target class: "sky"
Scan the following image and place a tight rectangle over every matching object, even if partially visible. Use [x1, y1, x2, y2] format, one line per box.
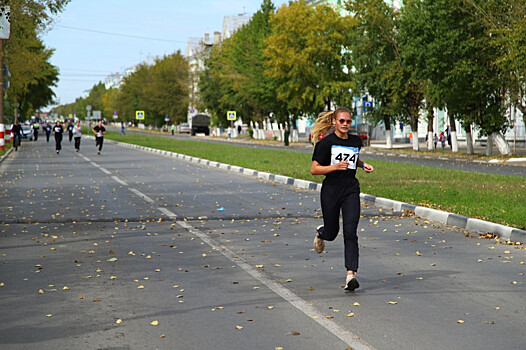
[42, 0, 287, 109]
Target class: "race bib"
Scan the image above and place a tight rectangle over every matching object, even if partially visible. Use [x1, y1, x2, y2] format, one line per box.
[97, 132, 103, 137]
[331, 145, 359, 169]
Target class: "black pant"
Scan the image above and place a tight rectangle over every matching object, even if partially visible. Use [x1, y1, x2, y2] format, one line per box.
[46, 132, 50, 142]
[33, 130, 38, 141]
[55, 134, 62, 151]
[69, 131, 73, 142]
[74, 137, 81, 150]
[95, 136, 104, 151]
[318, 180, 361, 272]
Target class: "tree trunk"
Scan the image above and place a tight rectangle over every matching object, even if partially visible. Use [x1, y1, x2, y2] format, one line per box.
[492, 131, 512, 155]
[411, 118, 419, 151]
[427, 106, 434, 150]
[464, 124, 474, 155]
[449, 114, 458, 152]
[485, 133, 493, 156]
[384, 116, 392, 148]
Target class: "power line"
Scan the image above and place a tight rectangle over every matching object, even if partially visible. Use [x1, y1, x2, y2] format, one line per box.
[54, 24, 188, 44]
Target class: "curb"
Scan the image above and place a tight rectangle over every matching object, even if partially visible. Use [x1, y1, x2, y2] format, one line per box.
[0, 147, 13, 163]
[115, 140, 526, 244]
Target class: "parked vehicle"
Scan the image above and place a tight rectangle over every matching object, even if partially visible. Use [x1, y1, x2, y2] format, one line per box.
[178, 123, 191, 134]
[21, 125, 33, 141]
[191, 114, 210, 136]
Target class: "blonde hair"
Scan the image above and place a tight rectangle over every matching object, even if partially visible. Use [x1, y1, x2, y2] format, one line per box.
[311, 107, 352, 146]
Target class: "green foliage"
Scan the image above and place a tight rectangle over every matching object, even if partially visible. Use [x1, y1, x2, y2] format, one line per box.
[3, 0, 69, 120]
[52, 51, 189, 127]
[399, 0, 508, 135]
[265, 0, 353, 115]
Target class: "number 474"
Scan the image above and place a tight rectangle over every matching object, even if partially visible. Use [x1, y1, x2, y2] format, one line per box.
[335, 153, 356, 163]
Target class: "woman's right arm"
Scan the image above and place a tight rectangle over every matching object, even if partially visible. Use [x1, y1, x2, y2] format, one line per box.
[311, 160, 348, 175]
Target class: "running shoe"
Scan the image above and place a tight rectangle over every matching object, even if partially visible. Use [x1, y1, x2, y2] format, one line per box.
[345, 274, 360, 291]
[313, 225, 325, 254]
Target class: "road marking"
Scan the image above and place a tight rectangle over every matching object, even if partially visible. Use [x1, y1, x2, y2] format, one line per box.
[129, 188, 155, 203]
[176, 220, 375, 350]
[111, 176, 128, 186]
[157, 207, 177, 218]
[99, 167, 111, 174]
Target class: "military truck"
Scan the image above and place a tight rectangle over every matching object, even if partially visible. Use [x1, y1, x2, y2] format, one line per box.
[190, 114, 210, 136]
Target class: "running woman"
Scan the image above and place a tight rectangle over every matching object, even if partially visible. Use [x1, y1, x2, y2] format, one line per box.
[53, 120, 64, 154]
[310, 107, 374, 291]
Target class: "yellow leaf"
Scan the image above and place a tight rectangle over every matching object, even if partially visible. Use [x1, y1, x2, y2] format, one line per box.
[38, 289, 44, 294]
[325, 315, 334, 319]
[346, 312, 355, 317]
[46, 314, 53, 317]
[267, 306, 274, 310]
[63, 286, 69, 290]
[151, 320, 159, 326]
[236, 325, 243, 330]
[160, 334, 166, 338]
[138, 285, 145, 289]
[457, 320, 465, 324]
[115, 319, 123, 324]
[388, 301, 398, 305]
[353, 302, 360, 306]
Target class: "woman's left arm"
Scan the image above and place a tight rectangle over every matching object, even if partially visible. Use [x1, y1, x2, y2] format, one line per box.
[357, 158, 374, 173]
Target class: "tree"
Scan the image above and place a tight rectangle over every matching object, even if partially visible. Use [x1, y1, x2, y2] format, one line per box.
[2, 0, 70, 121]
[265, 0, 353, 117]
[346, 0, 424, 150]
[400, 0, 511, 155]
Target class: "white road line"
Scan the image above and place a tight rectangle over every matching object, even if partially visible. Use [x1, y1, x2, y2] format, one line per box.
[111, 176, 128, 186]
[99, 167, 111, 175]
[176, 220, 375, 350]
[157, 207, 177, 218]
[129, 188, 155, 203]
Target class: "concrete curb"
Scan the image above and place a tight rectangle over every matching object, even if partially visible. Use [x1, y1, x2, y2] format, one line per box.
[115, 140, 526, 244]
[0, 147, 13, 163]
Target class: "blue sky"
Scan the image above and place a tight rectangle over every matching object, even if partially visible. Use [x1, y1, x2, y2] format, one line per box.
[43, 0, 287, 108]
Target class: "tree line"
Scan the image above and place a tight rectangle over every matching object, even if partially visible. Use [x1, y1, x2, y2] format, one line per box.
[198, 0, 525, 154]
[2, 0, 69, 122]
[51, 52, 190, 127]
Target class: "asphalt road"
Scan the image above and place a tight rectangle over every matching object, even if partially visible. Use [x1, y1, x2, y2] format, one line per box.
[1, 137, 525, 350]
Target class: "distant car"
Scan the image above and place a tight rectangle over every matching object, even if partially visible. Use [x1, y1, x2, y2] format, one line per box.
[309, 129, 368, 145]
[178, 123, 191, 134]
[20, 125, 33, 141]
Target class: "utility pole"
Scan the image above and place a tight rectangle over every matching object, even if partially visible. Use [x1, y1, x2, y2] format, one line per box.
[0, 39, 5, 151]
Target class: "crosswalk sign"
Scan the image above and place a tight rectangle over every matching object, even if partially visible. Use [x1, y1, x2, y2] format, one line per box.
[227, 111, 236, 121]
[136, 110, 145, 120]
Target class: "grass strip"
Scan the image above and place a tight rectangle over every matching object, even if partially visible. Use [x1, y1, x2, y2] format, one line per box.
[106, 131, 526, 230]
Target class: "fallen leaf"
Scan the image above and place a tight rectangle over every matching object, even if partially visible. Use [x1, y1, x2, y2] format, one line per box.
[63, 286, 69, 290]
[387, 301, 398, 305]
[115, 319, 123, 324]
[107, 258, 118, 262]
[160, 334, 166, 338]
[236, 325, 243, 330]
[458, 320, 465, 324]
[151, 320, 159, 326]
[346, 312, 355, 317]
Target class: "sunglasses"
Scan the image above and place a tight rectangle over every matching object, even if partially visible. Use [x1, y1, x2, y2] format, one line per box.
[337, 119, 352, 125]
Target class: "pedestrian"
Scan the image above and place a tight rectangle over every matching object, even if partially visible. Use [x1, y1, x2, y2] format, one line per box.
[53, 120, 64, 154]
[67, 120, 74, 142]
[32, 121, 39, 141]
[439, 131, 445, 149]
[11, 121, 22, 151]
[73, 120, 82, 152]
[310, 107, 374, 292]
[446, 125, 451, 148]
[92, 120, 106, 155]
[44, 122, 52, 143]
[227, 126, 232, 140]
[237, 124, 242, 136]
[120, 122, 126, 135]
[433, 133, 438, 149]
[171, 124, 175, 136]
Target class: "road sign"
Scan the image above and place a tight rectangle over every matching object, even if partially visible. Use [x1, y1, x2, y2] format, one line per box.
[0, 7, 10, 39]
[93, 111, 102, 120]
[164, 114, 169, 122]
[227, 111, 236, 121]
[363, 101, 373, 108]
[136, 110, 145, 120]
[86, 105, 92, 111]
[113, 110, 118, 119]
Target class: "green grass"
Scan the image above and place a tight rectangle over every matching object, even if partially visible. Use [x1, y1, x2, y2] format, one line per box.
[105, 131, 526, 230]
